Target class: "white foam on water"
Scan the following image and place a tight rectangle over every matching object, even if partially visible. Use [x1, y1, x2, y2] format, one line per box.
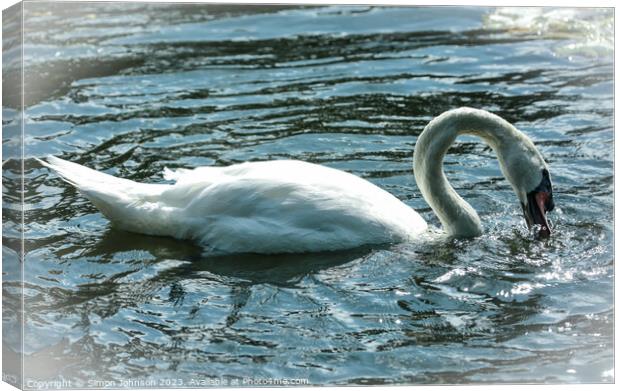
[484, 7, 613, 59]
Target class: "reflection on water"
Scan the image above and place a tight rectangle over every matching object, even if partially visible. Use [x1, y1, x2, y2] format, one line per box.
[2, 3, 614, 386]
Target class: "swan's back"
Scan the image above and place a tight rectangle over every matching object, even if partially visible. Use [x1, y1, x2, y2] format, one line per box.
[40, 158, 427, 253]
[164, 160, 426, 253]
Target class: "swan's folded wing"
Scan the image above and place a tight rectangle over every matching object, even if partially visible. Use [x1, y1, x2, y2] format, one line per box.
[175, 173, 426, 253]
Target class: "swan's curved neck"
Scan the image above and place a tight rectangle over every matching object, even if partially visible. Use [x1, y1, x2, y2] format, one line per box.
[413, 108, 522, 237]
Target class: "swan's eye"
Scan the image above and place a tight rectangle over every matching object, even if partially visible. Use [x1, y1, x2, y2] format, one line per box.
[535, 169, 552, 192]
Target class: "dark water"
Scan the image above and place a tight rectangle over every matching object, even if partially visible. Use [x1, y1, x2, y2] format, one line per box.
[2, 3, 614, 386]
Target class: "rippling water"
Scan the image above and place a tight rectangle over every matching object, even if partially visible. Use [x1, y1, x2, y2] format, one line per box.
[2, 3, 614, 386]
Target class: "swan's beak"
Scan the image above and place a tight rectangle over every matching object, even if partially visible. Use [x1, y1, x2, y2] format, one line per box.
[522, 191, 553, 238]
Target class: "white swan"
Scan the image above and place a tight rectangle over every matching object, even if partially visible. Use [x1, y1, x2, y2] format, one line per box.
[38, 107, 554, 254]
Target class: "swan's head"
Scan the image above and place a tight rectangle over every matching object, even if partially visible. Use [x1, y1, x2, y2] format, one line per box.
[499, 139, 555, 238]
[519, 168, 555, 238]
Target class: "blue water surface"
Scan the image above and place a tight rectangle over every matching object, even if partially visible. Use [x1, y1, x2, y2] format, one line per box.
[2, 3, 613, 386]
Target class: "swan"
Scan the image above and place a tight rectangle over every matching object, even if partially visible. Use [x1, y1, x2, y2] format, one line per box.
[37, 107, 554, 254]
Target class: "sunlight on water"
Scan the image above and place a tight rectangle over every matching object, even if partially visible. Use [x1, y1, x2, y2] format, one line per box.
[2, 3, 613, 387]
[484, 7, 613, 58]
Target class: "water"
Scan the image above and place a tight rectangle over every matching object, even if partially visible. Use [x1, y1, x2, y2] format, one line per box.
[2, 3, 613, 386]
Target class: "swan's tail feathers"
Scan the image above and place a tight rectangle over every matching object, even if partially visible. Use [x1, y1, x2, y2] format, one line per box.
[36, 156, 134, 190]
[38, 156, 171, 235]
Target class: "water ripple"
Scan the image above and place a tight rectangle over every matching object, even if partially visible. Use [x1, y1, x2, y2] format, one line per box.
[3, 3, 613, 386]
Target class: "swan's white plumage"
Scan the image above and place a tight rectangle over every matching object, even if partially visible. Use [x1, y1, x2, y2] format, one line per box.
[39, 107, 551, 253]
[39, 157, 427, 253]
